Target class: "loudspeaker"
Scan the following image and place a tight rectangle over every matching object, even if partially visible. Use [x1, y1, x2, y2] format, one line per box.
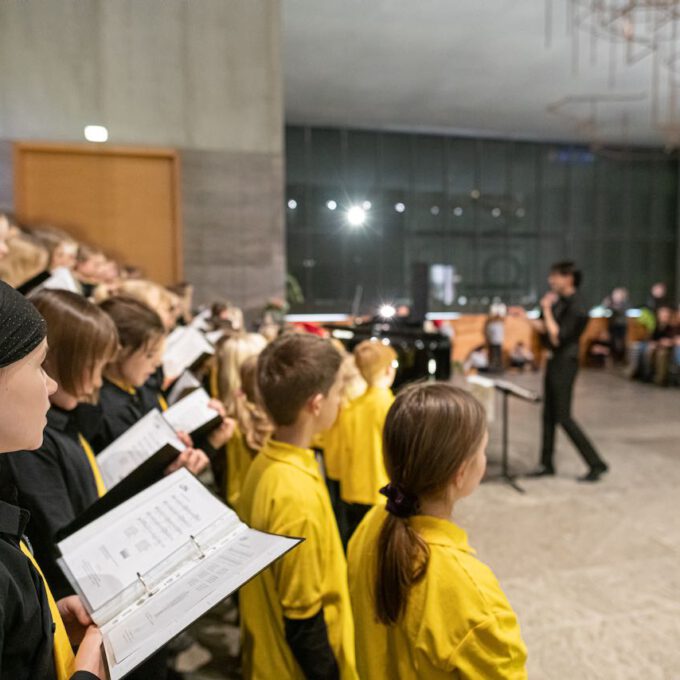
[411, 262, 429, 322]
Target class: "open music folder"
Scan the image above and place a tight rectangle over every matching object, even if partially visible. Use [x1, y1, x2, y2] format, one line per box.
[163, 327, 215, 382]
[97, 410, 185, 491]
[166, 370, 201, 406]
[57, 469, 301, 679]
[162, 387, 221, 439]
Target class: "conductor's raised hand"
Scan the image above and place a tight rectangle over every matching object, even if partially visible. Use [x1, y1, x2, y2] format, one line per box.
[541, 292, 558, 309]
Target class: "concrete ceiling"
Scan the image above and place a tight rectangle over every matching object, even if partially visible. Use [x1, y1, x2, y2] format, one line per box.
[282, 0, 679, 146]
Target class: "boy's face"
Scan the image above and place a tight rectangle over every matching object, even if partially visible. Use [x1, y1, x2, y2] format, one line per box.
[315, 373, 343, 433]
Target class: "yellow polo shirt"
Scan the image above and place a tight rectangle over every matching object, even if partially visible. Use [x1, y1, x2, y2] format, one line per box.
[320, 399, 355, 482]
[339, 386, 394, 505]
[225, 424, 254, 514]
[239, 438, 357, 680]
[348, 507, 528, 680]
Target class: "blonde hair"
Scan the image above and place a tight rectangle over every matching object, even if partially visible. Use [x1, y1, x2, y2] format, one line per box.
[339, 354, 367, 405]
[233, 355, 273, 453]
[354, 339, 397, 385]
[0, 234, 50, 288]
[217, 332, 268, 412]
[116, 279, 180, 330]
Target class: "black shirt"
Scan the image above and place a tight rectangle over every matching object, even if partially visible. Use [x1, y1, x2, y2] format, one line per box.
[75, 379, 158, 453]
[0, 499, 96, 680]
[6, 407, 99, 599]
[542, 293, 590, 361]
[652, 322, 676, 342]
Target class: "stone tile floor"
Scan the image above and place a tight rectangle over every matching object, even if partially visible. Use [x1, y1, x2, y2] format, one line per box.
[173, 369, 680, 680]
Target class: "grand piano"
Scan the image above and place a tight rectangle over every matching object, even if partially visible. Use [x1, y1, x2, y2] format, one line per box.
[324, 317, 452, 389]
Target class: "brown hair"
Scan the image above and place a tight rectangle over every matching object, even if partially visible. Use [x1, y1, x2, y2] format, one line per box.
[28, 225, 78, 260]
[99, 296, 164, 355]
[354, 339, 397, 385]
[257, 333, 342, 426]
[76, 244, 102, 264]
[234, 355, 273, 452]
[375, 383, 486, 625]
[29, 289, 118, 396]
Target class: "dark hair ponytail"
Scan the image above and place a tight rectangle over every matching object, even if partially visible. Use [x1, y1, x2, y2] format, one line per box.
[374, 383, 486, 625]
[376, 513, 430, 624]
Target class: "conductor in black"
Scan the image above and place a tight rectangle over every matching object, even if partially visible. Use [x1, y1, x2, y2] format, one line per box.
[529, 262, 609, 482]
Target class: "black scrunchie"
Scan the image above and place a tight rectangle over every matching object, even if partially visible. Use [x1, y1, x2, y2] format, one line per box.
[380, 482, 419, 519]
[0, 280, 47, 368]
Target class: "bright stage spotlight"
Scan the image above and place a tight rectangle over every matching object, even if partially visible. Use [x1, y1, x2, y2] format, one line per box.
[347, 205, 366, 227]
[378, 304, 396, 319]
[326, 200, 337, 210]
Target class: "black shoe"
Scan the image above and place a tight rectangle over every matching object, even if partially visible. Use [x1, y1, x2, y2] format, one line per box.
[578, 464, 608, 483]
[525, 465, 555, 478]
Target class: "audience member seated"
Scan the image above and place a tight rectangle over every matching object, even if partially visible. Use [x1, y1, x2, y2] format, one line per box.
[484, 308, 506, 373]
[465, 344, 490, 373]
[603, 286, 629, 363]
[586, 330, 613, 369]
[509, 340, 535, 371]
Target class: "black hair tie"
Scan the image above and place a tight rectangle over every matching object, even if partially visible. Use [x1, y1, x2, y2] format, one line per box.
[380, 483, 419, 519]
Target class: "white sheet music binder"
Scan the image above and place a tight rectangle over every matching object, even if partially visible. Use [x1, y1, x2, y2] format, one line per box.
[162, 387, 221, 437]
[163, 327, 215, 381]
[96, 410, 185, 490]
[166, 370, 201, 406]
[57, 469, 301, 680]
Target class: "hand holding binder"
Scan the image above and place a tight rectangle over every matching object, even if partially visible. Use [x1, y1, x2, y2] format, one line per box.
[162, 387, 222, 439]
[57, 469, 301, 679]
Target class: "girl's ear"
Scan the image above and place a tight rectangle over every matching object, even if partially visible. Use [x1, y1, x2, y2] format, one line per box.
[453, 457, 470, 490]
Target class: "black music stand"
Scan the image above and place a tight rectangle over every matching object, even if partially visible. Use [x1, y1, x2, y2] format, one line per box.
[488, 379, 541, 494]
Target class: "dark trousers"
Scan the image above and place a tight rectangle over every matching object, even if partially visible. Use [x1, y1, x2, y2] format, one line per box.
[489, 344, 504, 373]
[541, 358, 605, 471]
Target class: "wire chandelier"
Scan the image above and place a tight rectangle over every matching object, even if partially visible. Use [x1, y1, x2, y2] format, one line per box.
[546, 0, 680, 145]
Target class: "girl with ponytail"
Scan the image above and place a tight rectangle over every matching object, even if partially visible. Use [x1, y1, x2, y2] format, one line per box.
[347, 383, 527, 679]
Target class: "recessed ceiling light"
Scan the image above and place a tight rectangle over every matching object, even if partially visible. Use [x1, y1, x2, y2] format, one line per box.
[84, 125, 108, 143]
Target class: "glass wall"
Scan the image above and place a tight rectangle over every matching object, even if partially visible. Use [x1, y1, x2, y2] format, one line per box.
[285, 126, 678, 314]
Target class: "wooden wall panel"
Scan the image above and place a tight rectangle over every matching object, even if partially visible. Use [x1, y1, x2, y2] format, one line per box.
[13, 142, 182, 285]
